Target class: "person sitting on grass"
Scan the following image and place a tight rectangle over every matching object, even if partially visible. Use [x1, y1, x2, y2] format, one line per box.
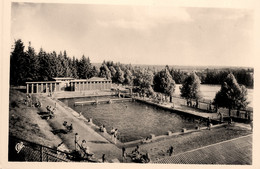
[142, 137, 151, 144]
[207, 117, 212, 130]
[66, 124, 73, 132]
[46, 106, 51, 113]
[100, 124, 105, 132]
[132, 145, 140, 154]
[141, 152, 150, 163]
[102, 125, 107, 133]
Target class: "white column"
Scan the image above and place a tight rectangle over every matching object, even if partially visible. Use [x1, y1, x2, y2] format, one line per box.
[31, 84, 34, 93]
[36, 84, 38, 93]
[26, 84, 29, 94]
[50, 83, 53, 93]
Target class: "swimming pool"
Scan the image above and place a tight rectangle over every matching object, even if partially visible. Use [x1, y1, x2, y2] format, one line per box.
[60, 96, 206, 142]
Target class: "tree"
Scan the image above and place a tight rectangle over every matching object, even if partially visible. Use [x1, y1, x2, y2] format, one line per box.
[213, 73, 249, 116]
[10, 39, 26, 85]
[154, 67, 176, 102]
[180, 72, 202, 107]
[69, 56, 78, 78]
[109, 66, 117, 83]
[61, 50, 72, 77]
[89, 66, 99, 78]
[23, 42, 40, 82]
[169, 68, 187, 84]
[115, 66, 125, 84]
[77, 55, 93, 79]
[124, 69, 133, 86]
[133, 68, 154, 97]
[99, 64, 111, 80]
[38, 48, 54, 81]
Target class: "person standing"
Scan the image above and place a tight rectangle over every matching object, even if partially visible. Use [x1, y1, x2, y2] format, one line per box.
[113, 129, 118, 144]
[218, 112, 223, 123]
[169, 146, 174, 156]
[122, 147, 127, 162]
[250, 120, 253, 132]
[75, 133, 80, 151]
[102, 154, 106, 163]
[207, 117, 212, 130]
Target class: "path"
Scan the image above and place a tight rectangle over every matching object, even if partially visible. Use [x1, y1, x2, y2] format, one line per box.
[135, 97, 219, 120]
[36, 93, 122, 162]
[154, 134, 252, 164]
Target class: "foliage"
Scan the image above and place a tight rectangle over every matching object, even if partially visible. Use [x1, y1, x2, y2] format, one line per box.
[154, 67, 175, 97]
[77, 55, 93, 79]
[133, 68, 154, 96]
[9, 39, 254, 91]
[10, 39, 26, 85]
[180, 72, 202, 101]
[99, 64, 111, 80]
[213, 73, 249, 113]
[124, 69, 133, 86]
[115, 66, 125, 84]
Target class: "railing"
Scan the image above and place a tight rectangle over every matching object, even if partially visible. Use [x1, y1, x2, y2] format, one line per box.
[132, 92, 253, 121]
[9, 135, 71, 162]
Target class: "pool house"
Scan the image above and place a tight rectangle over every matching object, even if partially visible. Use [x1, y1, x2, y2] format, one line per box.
[26, 77, 112, 93]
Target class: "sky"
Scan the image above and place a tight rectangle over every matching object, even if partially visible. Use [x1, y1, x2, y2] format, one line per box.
[11, 2, 254, 67]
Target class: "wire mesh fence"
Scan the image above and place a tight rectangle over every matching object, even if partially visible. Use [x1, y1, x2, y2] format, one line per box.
[9, 135, 71, 162]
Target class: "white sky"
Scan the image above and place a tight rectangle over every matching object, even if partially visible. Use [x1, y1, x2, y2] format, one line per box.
[11, 2, 254, 67]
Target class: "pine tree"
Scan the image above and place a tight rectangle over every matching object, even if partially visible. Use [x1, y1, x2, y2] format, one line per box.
[23, 42, 40, 81]
[78, 55, 93, 79]
[10, 39, 26, 85]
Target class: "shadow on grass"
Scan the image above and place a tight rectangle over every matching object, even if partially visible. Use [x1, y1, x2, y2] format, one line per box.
[37, 111, 49, 115]
[88, 140, 109, 144]
[52, 129, 68, 135]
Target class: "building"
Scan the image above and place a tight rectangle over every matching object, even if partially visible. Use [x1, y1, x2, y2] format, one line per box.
[26, 81, 62, 94]
[70, 77, 112, 91]
[52, 77, 75, 91]
[26, 77, 112, 94]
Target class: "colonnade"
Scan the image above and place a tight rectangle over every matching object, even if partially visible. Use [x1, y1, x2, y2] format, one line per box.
[26, 81, 61, 94]
[70, 80, 112, 91]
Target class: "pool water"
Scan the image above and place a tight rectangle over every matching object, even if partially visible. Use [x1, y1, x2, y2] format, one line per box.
[61, 96, 206, 143]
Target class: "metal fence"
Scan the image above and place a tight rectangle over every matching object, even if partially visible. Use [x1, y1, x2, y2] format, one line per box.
[9, 135, 71, 162]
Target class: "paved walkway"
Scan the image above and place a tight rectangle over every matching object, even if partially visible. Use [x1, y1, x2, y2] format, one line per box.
[135, 97, 219, 120]
[154, 134, 252, 164]
[36, 94, 122, 162]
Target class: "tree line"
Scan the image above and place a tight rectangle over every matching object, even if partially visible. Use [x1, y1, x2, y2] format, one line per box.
[10, 39, 251, 112]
